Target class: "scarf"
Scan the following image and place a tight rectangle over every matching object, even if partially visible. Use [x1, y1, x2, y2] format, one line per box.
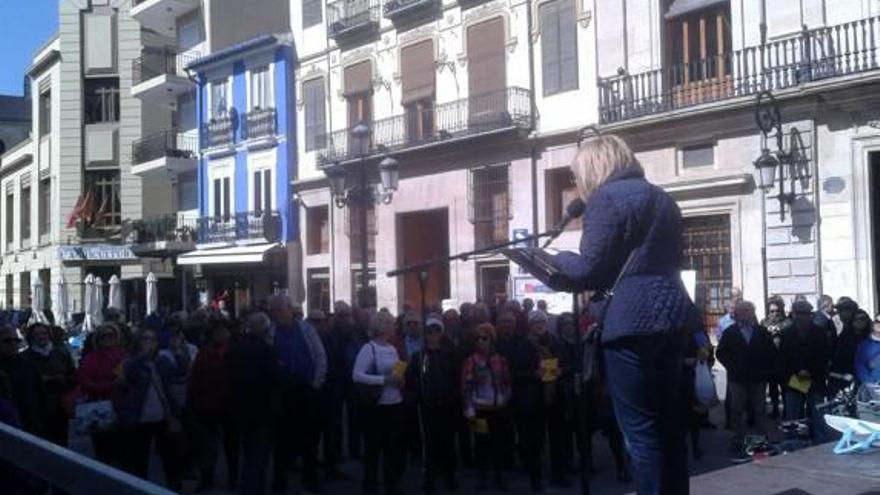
[30, 342, 53, 357]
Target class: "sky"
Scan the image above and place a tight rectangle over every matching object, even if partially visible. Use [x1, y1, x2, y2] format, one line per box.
[0, 1, 59, 96]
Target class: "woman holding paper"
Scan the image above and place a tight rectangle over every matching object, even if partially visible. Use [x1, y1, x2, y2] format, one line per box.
[550, 134, 697, 494]
[352, 311, 406, 495]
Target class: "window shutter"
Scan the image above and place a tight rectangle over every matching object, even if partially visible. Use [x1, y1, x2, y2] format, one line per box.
[541, 1, 561, 95]
[264, 169, 272, 212]
[467, 17, 506, 97]
[344, 61, 372, 96]
[401, 40, 435, 104]
[559, 0, 579, 91]
[304, 78, 326, 151]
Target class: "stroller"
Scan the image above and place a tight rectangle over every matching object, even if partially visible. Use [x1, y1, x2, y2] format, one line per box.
[821, 373, 880, 454]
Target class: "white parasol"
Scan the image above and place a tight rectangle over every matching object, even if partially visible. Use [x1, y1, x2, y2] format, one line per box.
[146, 272, 158, 316]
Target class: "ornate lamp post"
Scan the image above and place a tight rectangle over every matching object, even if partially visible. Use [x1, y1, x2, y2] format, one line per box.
[754, 90, 797, 221]
[324, 122, 399, 308]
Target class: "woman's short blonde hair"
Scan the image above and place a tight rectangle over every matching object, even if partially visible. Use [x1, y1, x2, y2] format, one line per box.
[367, 310, 396, 339]
[570, 134, 641, 201]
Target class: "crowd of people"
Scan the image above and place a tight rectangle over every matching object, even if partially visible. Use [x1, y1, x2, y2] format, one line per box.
[715, 290, 880, 454]
[0, 295, 638, 495]
[1, 286, 879, 495]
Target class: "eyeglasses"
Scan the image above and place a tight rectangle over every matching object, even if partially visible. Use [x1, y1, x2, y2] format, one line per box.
[577, 125, 602, 147]
[141, 335, 155, 342]
[477, 335, 491, 342]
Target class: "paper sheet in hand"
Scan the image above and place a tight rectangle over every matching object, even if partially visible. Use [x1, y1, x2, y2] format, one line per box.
[788, 374, 812, 394]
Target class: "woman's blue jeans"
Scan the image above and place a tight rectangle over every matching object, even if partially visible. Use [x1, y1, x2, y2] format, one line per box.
[604, 331, 689, 495]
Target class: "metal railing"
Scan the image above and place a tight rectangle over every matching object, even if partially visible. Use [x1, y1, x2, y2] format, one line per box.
[0, 421, 177, 495]
[317, 87, 530, 165]
[383, 0, 435, 19]
[242, 108, 277, 141]
[132, 49, 199, 86]
[599, 16, 880, 124]
[201, 114, 235, 149]
[327, 0, 381, 38]
[132, 214, 199, 244]
[196, 210, 282, 244]
[132, 129, 198, 165]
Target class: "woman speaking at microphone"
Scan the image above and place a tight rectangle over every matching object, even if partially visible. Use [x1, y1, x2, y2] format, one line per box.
[551, 134, 696, 495]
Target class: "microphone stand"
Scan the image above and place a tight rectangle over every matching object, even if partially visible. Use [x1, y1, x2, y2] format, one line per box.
[387, 227, 575, 494]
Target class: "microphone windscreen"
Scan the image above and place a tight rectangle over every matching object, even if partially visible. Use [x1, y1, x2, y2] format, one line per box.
[565, 198, 586, 219]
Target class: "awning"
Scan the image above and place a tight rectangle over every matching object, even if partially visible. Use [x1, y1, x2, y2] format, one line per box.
[177, 243, 281, 266]
[664, 0, 727, 19]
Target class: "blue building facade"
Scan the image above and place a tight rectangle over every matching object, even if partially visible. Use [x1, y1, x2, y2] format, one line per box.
[180, 35, 299, 308]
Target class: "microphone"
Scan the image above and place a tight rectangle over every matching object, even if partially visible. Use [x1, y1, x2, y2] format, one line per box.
[542, 198, 586, 248]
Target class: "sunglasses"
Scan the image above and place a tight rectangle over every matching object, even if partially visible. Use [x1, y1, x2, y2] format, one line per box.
[477, 335, 491, 342]
[577, 125, 602, 147]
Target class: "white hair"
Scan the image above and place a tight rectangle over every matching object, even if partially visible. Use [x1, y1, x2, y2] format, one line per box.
[570, 134, 642, 202]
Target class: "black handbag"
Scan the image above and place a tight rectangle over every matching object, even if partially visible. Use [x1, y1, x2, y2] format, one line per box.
[354, 343, 384, 406]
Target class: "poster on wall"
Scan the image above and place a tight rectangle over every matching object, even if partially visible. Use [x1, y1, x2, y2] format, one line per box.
[512, 276, 574, 314]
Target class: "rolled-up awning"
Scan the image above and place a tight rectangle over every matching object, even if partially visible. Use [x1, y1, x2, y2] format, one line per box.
[664, 0, 727, 19]
[177, 243, 281, 266]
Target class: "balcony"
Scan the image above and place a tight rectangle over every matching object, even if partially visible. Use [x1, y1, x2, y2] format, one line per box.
[131, 49, 199, 105]
[241, 108, 277, 142]
[599, 16, 880, 124]
[317, 87, 531, 166]
[383, 0, 436, 21]
[201, 115, 235, 151]
[327, 0, 380, 40]
[131, 129, 198, 177]
[131, 214, 199, 257]
[131, 0, 200, 35]
[196, 211, 283, 245]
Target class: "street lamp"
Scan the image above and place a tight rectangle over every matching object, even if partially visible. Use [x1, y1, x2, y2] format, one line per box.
[325, 153, 399, 309]
[753, 90, 797, 221]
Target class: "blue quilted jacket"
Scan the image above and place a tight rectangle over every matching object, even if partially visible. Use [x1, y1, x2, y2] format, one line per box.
[552, 166, 696, 342]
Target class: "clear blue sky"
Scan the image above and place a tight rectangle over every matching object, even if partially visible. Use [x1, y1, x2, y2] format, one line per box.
[0, 1, 58, 95]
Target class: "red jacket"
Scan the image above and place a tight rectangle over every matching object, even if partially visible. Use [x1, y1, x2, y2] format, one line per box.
[78, 347, 127, 401]
[188, 342, 230, 418]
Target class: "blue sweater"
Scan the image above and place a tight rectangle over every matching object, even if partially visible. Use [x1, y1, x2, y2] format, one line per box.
[855, 338, 880, 384]
[274, 321, 315, 387]
[552, 167, 697, 342]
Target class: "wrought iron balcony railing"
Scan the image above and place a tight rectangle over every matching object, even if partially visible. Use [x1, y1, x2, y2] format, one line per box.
[599, 16, 880, 124]
[327, 0, 380, 39]
[132, 129, 198, 165]
[201, 114, 235, 149]
[383, 0, 435, 20]
[196, 211, 282, 244]
[132, 214, 199, 245]
[132, 49, 199, 86]
[134, 211, 282, 246]
[241, 108, 277, 141]
[317, 87, 530, 165]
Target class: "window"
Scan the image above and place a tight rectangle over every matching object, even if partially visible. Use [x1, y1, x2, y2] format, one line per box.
[307, 268, 331, 313]
[467, 17, 506, 97]
[470, 166, 510, 250]
[307, 205, 330, 255]
[541, 0, 578, 95]
[177, 171, 198, 211]
[253, 168, 272, 214]
[4, 275, 12, 308]
[38, 179, 51, 238]
[5, 191, 13, 250]
[682, 144, 715, 169]
[212, 176, 232, 221]
[20, 272, 30, 309]
[84, 79, 120, 124]
[86, 171, 121, 227]
[667, 4, 732, 87]
[20, 183, 31, 243]
[211, 79, 230, 118]
[39, 91, 51, 136]
[545, 167, 579, 230]
[303, 0, 323, 29]
[344, 62, 373, 154]
[401, 40, 436, 142]
[250, 66, 273, 111]
[348, 203, 376, 264]
[303, 78, 326, 152]
[681, 215, 732, 330]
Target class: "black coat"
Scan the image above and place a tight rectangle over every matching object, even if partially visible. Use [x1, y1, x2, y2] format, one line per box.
[227, 334, 280, 426]
[0, 354, 44, 434]
[404, 348, 460, 409]
[778, 324, 829, 392]
[716, 323, 776, 384]
[831, 327, 866, 376]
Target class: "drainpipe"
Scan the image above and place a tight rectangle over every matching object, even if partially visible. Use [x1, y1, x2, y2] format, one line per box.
[526, 0, 540, 240]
